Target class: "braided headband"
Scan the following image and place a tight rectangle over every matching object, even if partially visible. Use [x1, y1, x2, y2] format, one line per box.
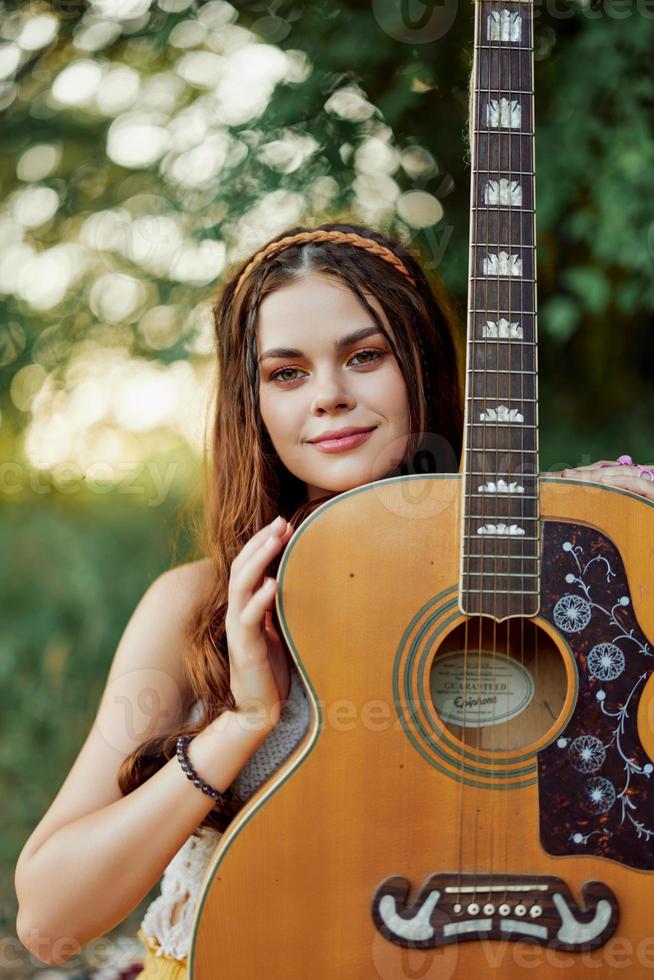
[233, 230, 417, 298]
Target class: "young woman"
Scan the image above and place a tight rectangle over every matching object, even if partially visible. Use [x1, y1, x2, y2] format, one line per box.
[14, 222, 654, 980]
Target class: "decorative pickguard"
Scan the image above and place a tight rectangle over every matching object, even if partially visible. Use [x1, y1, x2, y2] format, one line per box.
[371, 873, 618, 951]
[539, 521, 654, 868]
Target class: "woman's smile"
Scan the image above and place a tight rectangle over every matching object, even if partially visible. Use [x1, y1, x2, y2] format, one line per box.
[308, 426, 377, 453]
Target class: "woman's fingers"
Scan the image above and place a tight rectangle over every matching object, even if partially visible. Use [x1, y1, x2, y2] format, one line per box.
[230, 516, 289, 572]
[554, 465, 654, 501]
[240, 576, 276, 628]
[229, 524, 292, 609]
[565, 460, 618, 471]
[224, 520, 296, 726]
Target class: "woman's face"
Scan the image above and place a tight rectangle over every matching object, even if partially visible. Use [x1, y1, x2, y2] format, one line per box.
[257, 272, 411, 502]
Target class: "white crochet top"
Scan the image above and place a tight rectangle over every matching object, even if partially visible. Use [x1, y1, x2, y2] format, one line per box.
[138, 659, 310, 961]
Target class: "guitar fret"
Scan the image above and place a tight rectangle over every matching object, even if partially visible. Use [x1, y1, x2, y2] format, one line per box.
[471, 309, 536, 315]
[477, 44, 534, 51]
[468, 396, 537, 401]
[462, 553, 538, 560]
[466, 369, 536, 375]
[463, 534, 539, 541]
[468, 423, 537, 429]
[463, 571, 540, 578]
[466, 512, 538, 520]
[475, 170, 535, 176]
[472, 243, 536, 249]
[463, 588, 539, 594]
[467, 494, 538, 501]
[476, 88, 534, 95]
[466, 339, 538, 344]
[473, 277, 538, 283]
[477, 131, 534, 138]
[473, 207, 536, 213]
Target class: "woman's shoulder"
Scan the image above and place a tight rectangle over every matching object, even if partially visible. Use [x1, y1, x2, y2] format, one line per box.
[159, 557, 214, 599]
[143, 559, 215, 713]
[151, 560, 215, 639]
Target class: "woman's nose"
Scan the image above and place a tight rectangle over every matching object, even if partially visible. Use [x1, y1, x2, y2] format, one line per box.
[310, 372, 356, 414]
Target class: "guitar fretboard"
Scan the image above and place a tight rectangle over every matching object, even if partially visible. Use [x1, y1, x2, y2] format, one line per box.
[461, 0, 539, 620]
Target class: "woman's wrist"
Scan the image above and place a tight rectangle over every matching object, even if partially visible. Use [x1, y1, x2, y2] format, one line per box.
[187, 709, 273, 795]
[219, 702, 280, 741]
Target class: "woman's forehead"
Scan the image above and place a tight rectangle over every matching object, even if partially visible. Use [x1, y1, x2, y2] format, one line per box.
[255, 274, 392, 348]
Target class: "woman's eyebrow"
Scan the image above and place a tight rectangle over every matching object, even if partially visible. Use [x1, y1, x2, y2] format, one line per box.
[258, 326, 386, 363]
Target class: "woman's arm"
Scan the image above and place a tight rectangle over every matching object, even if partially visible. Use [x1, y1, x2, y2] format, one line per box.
[15, 711, 270, 967]
[14, 560, 274, 967]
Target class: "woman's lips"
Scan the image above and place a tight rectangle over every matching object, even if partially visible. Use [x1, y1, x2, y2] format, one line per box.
[309, 428, 376, 453]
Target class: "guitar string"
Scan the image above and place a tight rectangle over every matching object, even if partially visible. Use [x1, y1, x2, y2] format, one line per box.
[472, 0, 492, 909]
[455, 0, 481, 907]
[503, 0, 518, 909]
[488, 0, 505, 907]
[476, 0, 491, 905]
[478, 0, 493, 904]
[529, 0, 541, 841]
[504, 0, 522, 908]
[502, 0, 522, 902]
[514, 0, 529, 908]
[525, 0, 541, 914]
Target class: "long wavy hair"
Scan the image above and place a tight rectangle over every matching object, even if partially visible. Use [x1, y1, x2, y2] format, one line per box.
[117, 220, 464, 833]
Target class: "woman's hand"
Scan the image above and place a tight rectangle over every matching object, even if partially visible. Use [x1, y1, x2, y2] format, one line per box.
[547, 459, 654, 502]
[225, 515, 294, 735]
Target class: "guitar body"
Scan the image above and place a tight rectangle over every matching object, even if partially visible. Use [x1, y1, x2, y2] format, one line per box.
[190, 476, 654, 978]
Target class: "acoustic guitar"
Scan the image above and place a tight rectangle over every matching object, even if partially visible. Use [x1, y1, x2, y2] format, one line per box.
[190, 1, 654, 975]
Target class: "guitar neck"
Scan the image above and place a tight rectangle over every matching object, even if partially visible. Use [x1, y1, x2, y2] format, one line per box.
[461, 0, 540, 620]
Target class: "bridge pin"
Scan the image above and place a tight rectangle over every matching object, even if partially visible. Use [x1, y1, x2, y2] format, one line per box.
[483, 903, 495, 915]
[467, 903, 480, 915]
[515, 904, 527, 916]
[452, 903, 463, 914]
[529, 905, 543, 918]
[498, 904, 511, 916]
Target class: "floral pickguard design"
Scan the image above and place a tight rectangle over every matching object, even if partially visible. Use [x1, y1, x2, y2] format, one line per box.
[538, 522, 654, 869]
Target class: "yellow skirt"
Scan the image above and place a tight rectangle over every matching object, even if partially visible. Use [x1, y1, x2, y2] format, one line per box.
[134, 926, 188, 980]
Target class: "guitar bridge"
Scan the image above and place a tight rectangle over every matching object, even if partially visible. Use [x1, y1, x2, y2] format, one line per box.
[371, 873, 618, 952]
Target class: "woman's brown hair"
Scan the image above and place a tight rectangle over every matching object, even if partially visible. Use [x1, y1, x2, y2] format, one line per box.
[117, 220, 464, 833]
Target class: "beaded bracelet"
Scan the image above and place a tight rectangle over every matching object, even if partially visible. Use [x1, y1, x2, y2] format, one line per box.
[176, 734, 235, 806]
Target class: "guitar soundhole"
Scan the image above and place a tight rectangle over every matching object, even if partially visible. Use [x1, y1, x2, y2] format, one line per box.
[429, 616, 566, 752]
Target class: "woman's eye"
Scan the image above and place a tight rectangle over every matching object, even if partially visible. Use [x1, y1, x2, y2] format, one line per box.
[349, 349, 384, 366]
[270, 349, 385, 385]
[270, 367, 301, 383]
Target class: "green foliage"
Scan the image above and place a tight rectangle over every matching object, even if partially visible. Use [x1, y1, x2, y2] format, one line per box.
[1, 487, 197, 969]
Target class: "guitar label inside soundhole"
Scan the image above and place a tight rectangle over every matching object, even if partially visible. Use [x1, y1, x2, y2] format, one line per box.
[425, 616, 567, 752]
[430, 650, 534, 728]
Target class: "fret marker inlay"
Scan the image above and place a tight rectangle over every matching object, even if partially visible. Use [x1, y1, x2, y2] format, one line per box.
[484, 178, 522, 207]
[485, 98, 521, 130]
[487, 9, 522, 43]
[479, 404, 524, 423]
[477, 523, 526, 537]
[482, 252, 522, 276]
[478, 479, 525, 494]
[482, 318, 523, 339]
